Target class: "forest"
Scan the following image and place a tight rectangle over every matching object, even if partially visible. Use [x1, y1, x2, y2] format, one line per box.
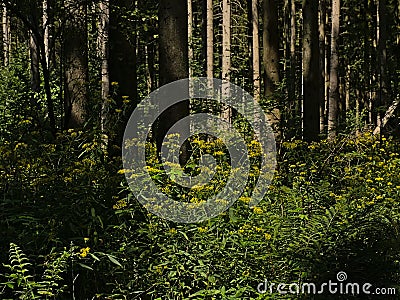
[1, 0, 400, 298]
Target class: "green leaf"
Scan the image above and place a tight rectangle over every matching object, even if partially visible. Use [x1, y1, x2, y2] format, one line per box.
[106, 254, 123, 268]
[78, 263, 93, 271]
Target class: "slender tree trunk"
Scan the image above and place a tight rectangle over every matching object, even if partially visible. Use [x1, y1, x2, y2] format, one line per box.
[287, 0, 297, 137]
[158, 0, 189, 164]
[376, 0, 387, 133]
[327, 0, 340, 139]
[319, 0, 326, 133]
[252, 0, 260, 101]
[2, 5, 10, 66]
[263, 0, 279, 96]
[42, 0, 49, 67]
[206, 0, 213, 79]
[188, 0, 193, 78]
[263, 0, 280, 136]
[324, 3, 329, 131]
[64, 0, 89, 129]
[29, 32, 40, 93]
[99, 0, 110, 146]
[302, 0, 320, 141]
[222, 0, 232, 122]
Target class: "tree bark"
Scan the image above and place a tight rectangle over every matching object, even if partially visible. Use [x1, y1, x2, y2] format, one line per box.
[99, 0, 110, 146]
[302, 0, 320, 141]
[64, 0, 89, 129]
[42, 0, 49, 67]
[263, 0, 279, 96]
[206, 0, 213, 79]
[188, 0, 193, 78]
[158, 0, 189, 163]
[263, 0, 280, 136]
[222, 0, 232, 122]
[376, 0, 387, 133]
[109, 0, 137, 103]
[29, 32, 40, 93]
[327, 0, 340, 139]
[252, 0, 260, 102]
[2, 5, 10, 66]
[319, 0, 326, 133]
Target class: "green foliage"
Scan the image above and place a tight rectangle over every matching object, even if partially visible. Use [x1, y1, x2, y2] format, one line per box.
[1, 243, 73, 299]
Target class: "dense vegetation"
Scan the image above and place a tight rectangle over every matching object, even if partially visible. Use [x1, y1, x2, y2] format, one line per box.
[1, 0, 400, 299]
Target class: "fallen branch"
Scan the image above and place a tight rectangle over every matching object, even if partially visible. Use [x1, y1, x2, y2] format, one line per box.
[373, 96, 400, 135]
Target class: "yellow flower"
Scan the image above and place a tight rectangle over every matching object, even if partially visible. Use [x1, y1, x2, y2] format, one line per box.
[111, 81, 119, 86]
[169, 228, 177, 234]
[115, 109, 122, 113]
[117, 169, 126, 174]
[375, 177, 384, 181]
[253, 207, 263, 214]
[198, 227, 208, 233]
[79, 247, 90, 258]
[264, 233, 272, 240]
[239, 196, 251, 204]
[113, 199, 127, 209]
[64, 177, 72, 183]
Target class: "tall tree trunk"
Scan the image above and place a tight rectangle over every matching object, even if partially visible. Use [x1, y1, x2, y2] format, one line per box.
[263, 0, 280, 135]
[263, 0, 279, 95]
[327, 0, 340, 139]
[109, 0, 137, 102]
[42, 0, 49, 67]
[206, 0, 213, 79]
[302, 0, 320, 141]
[319, 0, 326, 133]
[287, 0, 297, 137]
[64, 0, 89, 129]
[2, 5, 10, 66]
[158, 0, 189, 163]
[252, 0, 260, 102]
[29, 32, 40, 93]
[99, 0, 110, 146]
[376, 0, 387, 133]
[222, 0, 232, 122]
[188, 0, 193, 78]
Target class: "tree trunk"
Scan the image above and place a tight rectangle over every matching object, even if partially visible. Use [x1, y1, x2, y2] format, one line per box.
[302, 0, 320, 141]
[64, 0, 89, 129]
[99, 0, 110, 146]
[188, 0, 193, 78]
[109, 0, 138, 102]
[263, 0, 279, 96]
[327, 0, 340, 139]
[319, 0, 326, 133]
[222, 0, 232, 122]
[42, 0, 49, 67]
[29, 32, 40, 93]
[263, 0, 280, 136]
[376, 0, 387, 133]
[158, 0, 189, 164]
[2, 5, 10, 66]
[206, 0, 213, 79]
[252, 0, 260, 102]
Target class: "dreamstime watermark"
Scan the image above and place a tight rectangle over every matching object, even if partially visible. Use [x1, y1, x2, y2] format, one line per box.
[122, 77, 276, 223]
[257, 271, 396, 296]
